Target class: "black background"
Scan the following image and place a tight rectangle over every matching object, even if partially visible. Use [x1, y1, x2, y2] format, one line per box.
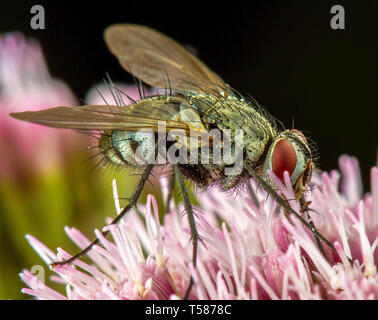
[1, 0, 377, 191]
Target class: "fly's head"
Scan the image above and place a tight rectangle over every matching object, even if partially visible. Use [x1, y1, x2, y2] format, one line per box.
[263, 129, 314, 200]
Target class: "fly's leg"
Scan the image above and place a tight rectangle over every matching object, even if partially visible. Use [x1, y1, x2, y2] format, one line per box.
[247, 181, 260, 207]
[51, 164, 154, 267]
[298, 196, 327, 258]
[165, 174, 176, 212]
[280, 196, 327, 258]
[173, 164, 198, 300]
[244, 163, 337, 253]
[244, 162, 354, 265]
[300, 200, 312, 213]
[282, 196, 322, 254]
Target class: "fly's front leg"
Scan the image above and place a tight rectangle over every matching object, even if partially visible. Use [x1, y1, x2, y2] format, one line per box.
[298, 196, 327, 258]
[173, 164, 198, 300]
[243, 162, 338, 254]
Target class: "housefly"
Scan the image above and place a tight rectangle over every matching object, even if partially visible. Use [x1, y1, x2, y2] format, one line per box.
[10, 24, 337, 298]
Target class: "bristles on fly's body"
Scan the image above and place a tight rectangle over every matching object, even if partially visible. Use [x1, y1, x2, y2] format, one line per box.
[79, 77, 148, 174]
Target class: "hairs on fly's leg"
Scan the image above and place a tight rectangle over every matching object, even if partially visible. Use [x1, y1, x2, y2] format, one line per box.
[306, 184, 320, 193]
[114, 196, 131, 203]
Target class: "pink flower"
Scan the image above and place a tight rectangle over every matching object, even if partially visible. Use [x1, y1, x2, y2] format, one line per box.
[20, 155, 378, 299]
[0, 32, 78, 178]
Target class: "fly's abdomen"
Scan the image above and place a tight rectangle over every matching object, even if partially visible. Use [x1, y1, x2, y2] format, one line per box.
[99, 130, 155, 167]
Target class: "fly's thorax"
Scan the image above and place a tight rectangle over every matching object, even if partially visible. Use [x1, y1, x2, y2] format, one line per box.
[179, 93, 278, 190]
[99, 130, 155, 167]
[191, 93, 277, 163]
[262, 129, 314, 199]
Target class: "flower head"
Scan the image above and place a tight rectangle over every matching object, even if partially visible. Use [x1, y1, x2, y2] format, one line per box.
[20, 155, 378, 299]
[0, 32, 78, 177]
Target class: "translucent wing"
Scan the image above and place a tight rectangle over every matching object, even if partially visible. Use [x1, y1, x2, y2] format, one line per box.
[10, 97, 206, 135]
[104, 24, 229, 94]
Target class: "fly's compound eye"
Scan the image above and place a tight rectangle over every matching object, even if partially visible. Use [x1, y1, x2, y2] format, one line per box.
[270, 138, 306, 185]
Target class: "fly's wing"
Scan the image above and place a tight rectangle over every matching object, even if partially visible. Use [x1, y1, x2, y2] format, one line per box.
[10, 97, 205, 136]
[104, 24, 229, 95]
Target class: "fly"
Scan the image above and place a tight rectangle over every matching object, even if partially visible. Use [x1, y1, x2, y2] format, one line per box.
[10, 24, 341, 299]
